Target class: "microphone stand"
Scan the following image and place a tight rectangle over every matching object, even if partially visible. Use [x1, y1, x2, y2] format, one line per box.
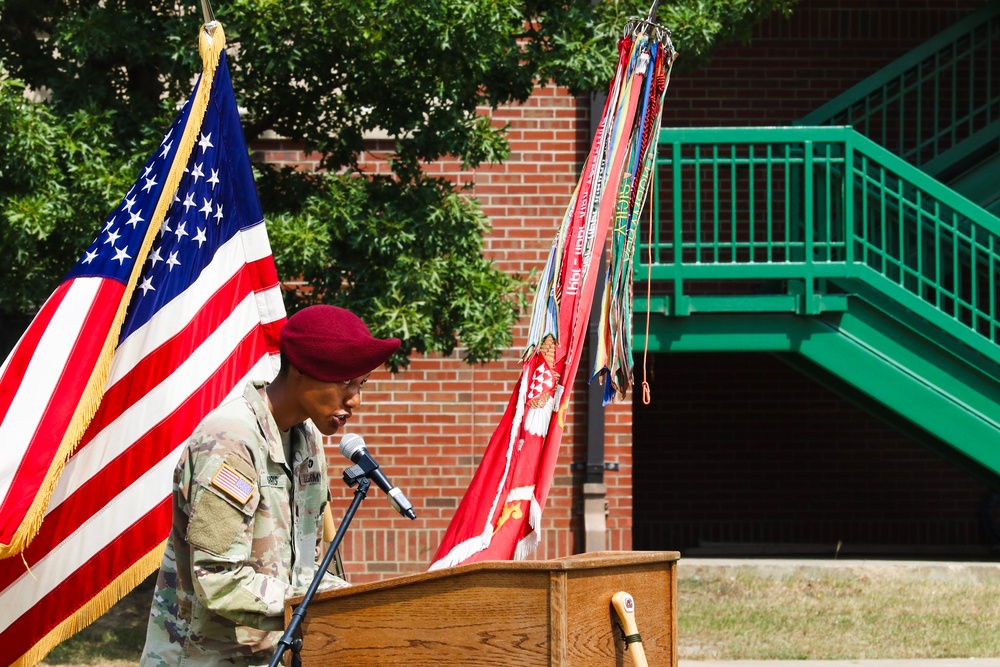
[268, 472, 371, 667]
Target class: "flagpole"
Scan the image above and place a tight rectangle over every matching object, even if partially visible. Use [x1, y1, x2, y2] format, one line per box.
[201, 0, 217, 28]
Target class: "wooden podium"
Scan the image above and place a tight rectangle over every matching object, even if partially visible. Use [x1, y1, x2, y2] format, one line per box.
[285, 550, 678, 666]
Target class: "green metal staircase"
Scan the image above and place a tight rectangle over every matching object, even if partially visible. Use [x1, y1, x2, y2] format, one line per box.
[798, 0, 999, 209]
[640, 2, 1000, 482]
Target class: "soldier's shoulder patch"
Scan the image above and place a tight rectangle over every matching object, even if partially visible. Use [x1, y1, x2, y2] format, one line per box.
[211, 464, 255, 505]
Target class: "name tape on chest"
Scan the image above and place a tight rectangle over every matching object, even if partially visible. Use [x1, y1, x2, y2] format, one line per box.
[299, 471, 321, 485]
[211, 464, 256, 505]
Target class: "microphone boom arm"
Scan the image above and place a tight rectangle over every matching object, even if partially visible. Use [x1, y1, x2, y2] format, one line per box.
[268, 476, 371, 667]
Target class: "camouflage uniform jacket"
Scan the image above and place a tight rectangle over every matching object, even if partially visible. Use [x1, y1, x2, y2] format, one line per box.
[140, 381, 346, 667]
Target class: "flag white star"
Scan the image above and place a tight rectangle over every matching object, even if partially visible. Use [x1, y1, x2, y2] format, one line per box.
[200, 198, 214, 219]
[143, 164, 153, 178]
[127, 210, 145, 228]
[103, 216, 116, 232]
[198, 132, 214, 153]
[142, 175, 158, 193]
[166, 251, 181, 271]
[123, 195, 137, 212]
[104, 229, 121, 246]
[160, 141, 173, 159]
[160, 219, 173, 237]
[161, 127, 173, 145]
[208, 169, 220, 190]
[174, 221, 189, 241]
[149, 246, 163, 267]
[138, 276, 155, 295]
[192, 162, 205, 182]
[82, 249, 99, 264]
[183, 192, 197, 212]
[193, 227, 208, 248]
[214, 203, 224, 224]
[112, 246, 131, 265]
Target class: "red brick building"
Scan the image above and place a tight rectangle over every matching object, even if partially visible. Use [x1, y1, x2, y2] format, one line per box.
[255, 0, 999, 582]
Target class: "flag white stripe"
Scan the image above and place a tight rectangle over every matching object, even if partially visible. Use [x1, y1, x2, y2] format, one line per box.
[255, 284, 285, 328]
[0, 278, 103, 501]
[240, 221, 273, 262]
[50, 294, 262, 510]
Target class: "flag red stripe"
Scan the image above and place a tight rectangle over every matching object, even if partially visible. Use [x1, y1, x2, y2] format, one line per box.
[246, 255, 278, 292]
[1, 500, 170, 663]
[260, 319, 282, 354]
[0, 283, 72, 424]
[0, 279, 125, 543]
[0, 328, 269, 590]
[247, 255, 283, 355]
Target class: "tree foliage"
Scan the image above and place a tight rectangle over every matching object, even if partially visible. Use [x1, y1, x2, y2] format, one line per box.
[0, 0, 797, 365]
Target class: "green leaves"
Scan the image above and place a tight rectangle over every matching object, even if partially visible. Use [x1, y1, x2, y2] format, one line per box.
[0, 77, 134, 311]
[260, 167, 527, 367]
[0, 0, 798, 364]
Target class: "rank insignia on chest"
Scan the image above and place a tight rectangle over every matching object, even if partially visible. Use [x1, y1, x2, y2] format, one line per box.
[212, 464, 255, 505]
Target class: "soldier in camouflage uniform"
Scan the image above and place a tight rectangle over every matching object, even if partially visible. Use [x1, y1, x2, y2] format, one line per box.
[140, 305, 400, 666]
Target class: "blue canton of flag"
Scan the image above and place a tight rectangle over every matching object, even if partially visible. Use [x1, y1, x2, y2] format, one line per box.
[66, 100, 193, 286]
[120, 54, 267, 337]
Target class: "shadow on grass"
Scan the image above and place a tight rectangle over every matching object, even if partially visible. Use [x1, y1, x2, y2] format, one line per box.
[42, 573, 156, 665]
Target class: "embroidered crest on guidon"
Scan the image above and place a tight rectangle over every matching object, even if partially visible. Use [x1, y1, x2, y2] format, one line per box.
[524, 336, 560, 436]
[212, 464, 255, 505]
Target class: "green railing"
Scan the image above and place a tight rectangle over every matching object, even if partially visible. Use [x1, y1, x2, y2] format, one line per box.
[797, 0, 1000, 173]
[644, 126, 1000, 364]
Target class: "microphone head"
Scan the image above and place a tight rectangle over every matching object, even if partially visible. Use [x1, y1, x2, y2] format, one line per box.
[339, 433, 367, 460]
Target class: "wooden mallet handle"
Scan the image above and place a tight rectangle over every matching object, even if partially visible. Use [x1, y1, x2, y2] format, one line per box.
[611, 591, 649, 667]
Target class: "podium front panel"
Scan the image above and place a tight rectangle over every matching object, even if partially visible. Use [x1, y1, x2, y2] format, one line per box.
[288, 550, 679, 666]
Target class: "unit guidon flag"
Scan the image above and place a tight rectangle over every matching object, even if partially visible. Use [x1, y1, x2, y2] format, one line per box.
[431, 25, 675, 569]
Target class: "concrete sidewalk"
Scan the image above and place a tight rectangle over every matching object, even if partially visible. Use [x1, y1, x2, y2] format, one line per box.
[678, 558, 1000, 582]
[680, 661, 1000, 667]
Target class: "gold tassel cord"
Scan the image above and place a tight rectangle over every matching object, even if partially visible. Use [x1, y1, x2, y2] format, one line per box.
[641, 192, 653, 406]
[0, 23, 227, 560]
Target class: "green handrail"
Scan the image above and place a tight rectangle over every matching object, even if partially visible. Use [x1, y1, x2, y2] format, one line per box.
[645, 126, 1000, 366]
[797, 0, 1000, 172]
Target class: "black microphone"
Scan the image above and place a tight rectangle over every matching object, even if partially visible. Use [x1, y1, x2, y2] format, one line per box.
[339, 433, 416, 520]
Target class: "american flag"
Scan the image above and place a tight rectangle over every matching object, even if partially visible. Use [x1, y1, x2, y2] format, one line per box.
[0, 32, 285, 666]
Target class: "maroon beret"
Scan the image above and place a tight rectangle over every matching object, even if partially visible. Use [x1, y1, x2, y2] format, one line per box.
[279, 305, 401, 382]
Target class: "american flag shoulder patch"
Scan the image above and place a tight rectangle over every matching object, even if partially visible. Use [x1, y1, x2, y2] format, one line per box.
[211, 464, 256, 505]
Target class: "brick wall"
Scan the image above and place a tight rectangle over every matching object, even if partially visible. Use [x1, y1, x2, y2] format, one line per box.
[256, 85, 634, 583]
[664, 0, 987, 128]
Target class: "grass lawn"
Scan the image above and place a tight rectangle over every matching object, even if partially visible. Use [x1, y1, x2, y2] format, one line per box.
[40, 563, 1000, 665]
[679, 568, 1000, 660]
